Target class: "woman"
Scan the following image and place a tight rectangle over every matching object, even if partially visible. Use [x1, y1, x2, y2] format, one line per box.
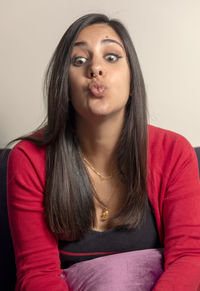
[7, 13, 200, 290]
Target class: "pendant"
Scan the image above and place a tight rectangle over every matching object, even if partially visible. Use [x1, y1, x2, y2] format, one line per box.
[101, 209, 109, 221]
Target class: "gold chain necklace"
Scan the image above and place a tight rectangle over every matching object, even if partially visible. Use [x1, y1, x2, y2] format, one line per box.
[79, 151, 113, 180]
[90, 177, 111, 221]
[79, 150, 114, 221]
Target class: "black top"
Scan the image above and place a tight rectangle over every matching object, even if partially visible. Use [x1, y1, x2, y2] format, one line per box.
[59, 200, 162, 269]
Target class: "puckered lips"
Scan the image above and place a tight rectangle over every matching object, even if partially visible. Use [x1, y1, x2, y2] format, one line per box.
[88, 81, 107, 97]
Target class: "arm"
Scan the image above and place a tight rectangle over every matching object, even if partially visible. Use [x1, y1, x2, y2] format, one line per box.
[7, 143, 69, 291]
[153, 141, 200, 290]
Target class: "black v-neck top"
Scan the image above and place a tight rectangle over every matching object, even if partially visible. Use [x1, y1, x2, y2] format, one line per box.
[59, 200, 161, 269]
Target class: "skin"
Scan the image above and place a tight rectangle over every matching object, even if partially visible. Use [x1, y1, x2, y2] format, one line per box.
[69, 23, 131, 170]
[69, 23, 130, 120]
[69, 24, 131, 230]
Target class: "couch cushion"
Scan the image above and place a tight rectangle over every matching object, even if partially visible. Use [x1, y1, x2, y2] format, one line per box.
[0, 149, 16, 291]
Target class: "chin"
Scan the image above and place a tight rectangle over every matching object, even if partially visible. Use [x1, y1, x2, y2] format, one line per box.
[89, 107, 125, 120]
[87, 101, 111, 115]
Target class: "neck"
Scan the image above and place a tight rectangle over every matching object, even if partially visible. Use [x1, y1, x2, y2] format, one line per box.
[76, 113, 125, 174]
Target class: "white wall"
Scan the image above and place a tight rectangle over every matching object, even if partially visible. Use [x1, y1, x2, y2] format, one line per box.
[0, 0, 200, 147]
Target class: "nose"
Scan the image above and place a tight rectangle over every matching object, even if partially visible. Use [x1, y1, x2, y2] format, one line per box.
[89, 70, 103, 78]
[87, 60, 104, 79]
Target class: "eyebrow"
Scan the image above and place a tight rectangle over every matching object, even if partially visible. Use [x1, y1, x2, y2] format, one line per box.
[73, 38, 124, 50]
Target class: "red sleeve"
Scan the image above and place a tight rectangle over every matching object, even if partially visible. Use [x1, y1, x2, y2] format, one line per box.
[153, 138, 200, 290]
[7, 143, 69, 291]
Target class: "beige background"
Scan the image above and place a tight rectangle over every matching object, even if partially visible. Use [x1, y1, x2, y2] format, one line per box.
[0, 0, 199, 147]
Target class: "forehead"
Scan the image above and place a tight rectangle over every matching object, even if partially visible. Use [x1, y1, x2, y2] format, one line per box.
[75, 23, 124, 46]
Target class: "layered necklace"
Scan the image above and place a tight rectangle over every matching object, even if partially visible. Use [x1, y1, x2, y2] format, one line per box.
[79, 151, 114, 221]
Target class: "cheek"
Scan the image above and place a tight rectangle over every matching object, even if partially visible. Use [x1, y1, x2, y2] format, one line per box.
[111, 68, 130, 97]
[69, 72, 82, 98]
[121, 67, 131, 95]
[68, 72, 86, 112]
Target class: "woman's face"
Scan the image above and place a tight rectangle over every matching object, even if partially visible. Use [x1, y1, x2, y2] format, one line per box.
[69, 23, 131, 121]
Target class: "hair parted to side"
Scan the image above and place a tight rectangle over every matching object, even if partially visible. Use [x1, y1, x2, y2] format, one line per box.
[10, 13, 148, 240]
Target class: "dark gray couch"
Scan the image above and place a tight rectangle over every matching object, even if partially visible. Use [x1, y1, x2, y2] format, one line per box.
[0, 147, 200, 291]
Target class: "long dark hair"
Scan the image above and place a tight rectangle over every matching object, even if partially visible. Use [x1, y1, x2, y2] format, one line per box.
[9, 13, 148, 240]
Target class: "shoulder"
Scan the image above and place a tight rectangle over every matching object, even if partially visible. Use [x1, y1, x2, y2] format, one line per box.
[147, 124, 196, 175]
[148, 124, 193, 151]
[9, 139, 46, 165]
[148, 124, 195, 158]
[8, 140, 46, 185]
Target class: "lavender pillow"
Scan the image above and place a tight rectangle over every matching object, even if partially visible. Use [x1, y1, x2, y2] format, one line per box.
[62, 248, 163, 291]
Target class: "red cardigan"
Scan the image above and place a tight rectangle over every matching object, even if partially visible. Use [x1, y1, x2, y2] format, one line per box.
[7, 125, 200, 291]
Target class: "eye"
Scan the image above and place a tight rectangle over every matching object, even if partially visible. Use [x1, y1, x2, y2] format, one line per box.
[71, 56, 87, 67]
[105, 53, 122, 63]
